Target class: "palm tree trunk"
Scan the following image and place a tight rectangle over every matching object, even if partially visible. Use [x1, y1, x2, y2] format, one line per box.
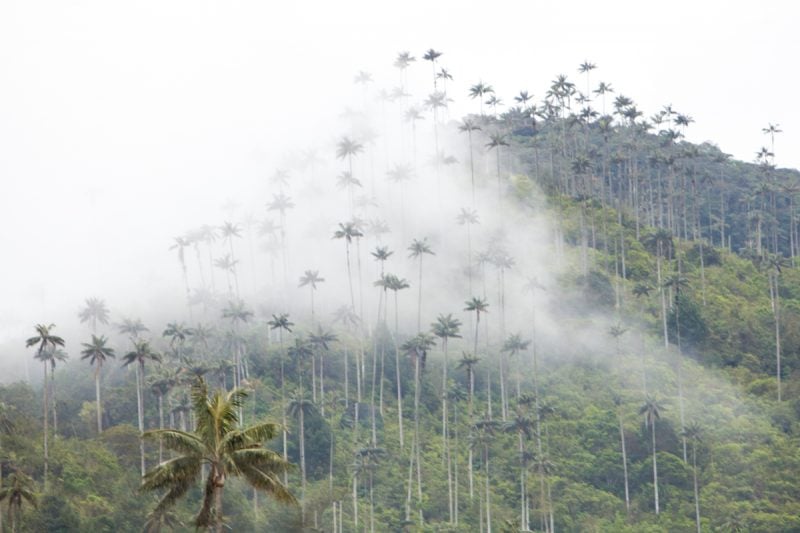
[300, 407, 306, 524]
[42, 361, 49, 487]
[652, 420, 659, 514]
[279, 332, 288, 486]
[394, 293, 404, 449]
[417, 258, 423, 332]
[158, 393, 164, 463]
[136, 363, 145, 477]
[485, 448, 492, 533]
[95, 367, 102, 433]
[618, 411, 630, 512]
[692, 442, 701, 533]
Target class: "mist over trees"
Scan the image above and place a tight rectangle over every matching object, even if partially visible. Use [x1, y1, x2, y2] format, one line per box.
[3, 47, 800, 533]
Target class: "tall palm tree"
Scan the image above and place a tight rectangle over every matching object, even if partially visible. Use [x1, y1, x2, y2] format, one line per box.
[459, 119, 482, 206]
[472, 413, 500, 533]
[457, 208, 480, 294]
[37, 347, 67, 436]
[141, 378, 294, 532]
[408, 238, 435, 331]
[25, 323, 64, 487]
[222, 300, 253, 391]
[643, 229, 673, 348]
[309, 327, 338, 412]
[681, 422, 703, 533]
[464, 297, 489, 356]
[401, 332, 436, 526]
[501, 333, 531, 405]
[355, 444, 386, 533]
[422, 48, 443, 89]
[486, 133, 509, 203]
[170, 236, 194, 312]
[287, 389, 316, 523]
[468, 81, 494, 115]
[162, 322, 195, 361]
[333, 222, 364, 313]
[268, 313, 294, 482]
[117, 318, 149, 341]
[503, 403, 535, 531]
[266, 192, 296, 287]
[432, 314, 462, 523]
[336, 137, 364, 181]
[384, 274, 410, 448]
[457, 351, 480, 500]
[80, 335, 116, 433]
[122, 340, 162, 476]
[219, 222, 242, 297]
[639, 396, 664, 514]
[0, 469, 37, 533]
[299, 270, 325, 324]
[613, 395, 631, 513]
[78, 297, 110, 334]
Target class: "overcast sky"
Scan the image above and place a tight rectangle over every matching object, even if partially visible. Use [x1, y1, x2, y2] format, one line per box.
[1, 0, 798, 345]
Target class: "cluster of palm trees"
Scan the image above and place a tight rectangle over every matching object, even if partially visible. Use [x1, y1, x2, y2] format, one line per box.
[10, 46, 794, 532]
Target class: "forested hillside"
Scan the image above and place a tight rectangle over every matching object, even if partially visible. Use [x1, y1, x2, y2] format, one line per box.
[3, 52, 800, 533]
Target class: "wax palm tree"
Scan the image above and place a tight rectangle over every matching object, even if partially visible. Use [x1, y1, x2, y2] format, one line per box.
[25, 323, 64, 486]
[122, 340, 163, 476]
[401, 332, 436, 525]
[0, 469, 37, 533]
[432, 313, 462, 521]
[117, 318, 148, 340]
[36, 347, 67, 436]
[336, 137, 364, 177]
[214, 254, 239, 297]
[464, 297, 489, 356]
[608, 324, 627, 357]
[287, 389, 316, 522]
[408, 238, 435, 331]
[162, 322, 195, 361]
[309, 326, 338, 412]
[501, 334, 531, 404]
[354, 444, 386, 533]
[456, 208, 479, 293]
[503, 404, 535, 530]
[170, 236, 194, 309]
[78, 297, 110, 333]
[473, 413, 500, 532]
[681, 422, 703, 532]
[80, 335, 115, 433]
[298, 270, 325, 324]
[643, 229, 673, 348]
[222, 300, 253, 389]
[149, 373, 177, 463]
[141, 377, 294, 532]
[469, 81, 494, 115]
[639, 396, 664, 514]
[333, 222, 364, 313]
[458, 119, 482, 206]
[268, 313, 294, 481]
[422, 48, 442, 89]
[486, 132, 510, 201]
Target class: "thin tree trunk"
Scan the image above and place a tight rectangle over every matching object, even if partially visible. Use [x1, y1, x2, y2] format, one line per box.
[42, 361, 49, 487]
[692, 442, 701, 533]
[652, 420, 660, 514]
[618, 410, 630, 512]
[95, 367, 103, 433]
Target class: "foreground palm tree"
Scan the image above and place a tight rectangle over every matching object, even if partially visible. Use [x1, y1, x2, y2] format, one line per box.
[141, 378, 295, 532]
[25, 323, 65, 487]
[80, 335, 116, 433]
[0, 469, 37, 533]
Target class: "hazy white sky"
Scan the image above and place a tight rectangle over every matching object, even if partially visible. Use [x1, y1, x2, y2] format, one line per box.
[0, 0, 798, 343]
